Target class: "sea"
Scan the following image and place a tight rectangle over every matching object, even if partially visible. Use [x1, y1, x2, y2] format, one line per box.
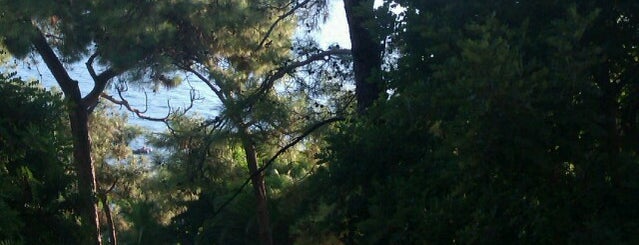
[14, 60, 220, 133]
[7, 1, 350, 149]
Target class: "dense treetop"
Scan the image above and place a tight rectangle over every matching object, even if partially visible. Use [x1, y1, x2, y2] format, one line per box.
[2, 0, 639, 244]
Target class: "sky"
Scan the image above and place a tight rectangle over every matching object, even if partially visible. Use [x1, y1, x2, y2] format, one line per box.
[317, 0, 396, 48]
[317, 0, 352, 48]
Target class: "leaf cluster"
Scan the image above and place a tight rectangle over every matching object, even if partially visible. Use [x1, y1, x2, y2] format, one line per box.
[0, 73, 80, 244]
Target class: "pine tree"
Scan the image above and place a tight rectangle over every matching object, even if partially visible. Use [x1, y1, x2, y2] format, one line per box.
[316, 0, 639, 243]
[0, 1, 308, 243]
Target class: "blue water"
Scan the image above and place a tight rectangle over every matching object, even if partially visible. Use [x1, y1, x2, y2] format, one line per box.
[8, 58, 223, 152]
[14, 59, 221, 134]
[9, 0, 350, 142]
[3, 1, 351, 154]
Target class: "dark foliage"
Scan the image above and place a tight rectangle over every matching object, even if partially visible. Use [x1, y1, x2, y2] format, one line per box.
[0, 73, 81, 244]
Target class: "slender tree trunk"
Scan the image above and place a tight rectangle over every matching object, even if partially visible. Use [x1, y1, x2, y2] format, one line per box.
[69, 101, 103, 245]
[32, 31, 102, 245]
[240, 131, 273, 245]
[99, 193, 118, 245]
[343, 0, 383, 113]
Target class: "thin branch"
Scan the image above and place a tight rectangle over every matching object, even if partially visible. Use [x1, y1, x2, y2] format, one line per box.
[245, 48, 351, 107]
[104, 178, 119, 194]
[100, 92, 169, 122]
[86, 52, 100, 80]
[84, 52, 120, 110]
[267, 49, 351, 84]
[106, 180, 117, 194]
[140, 91, 150, 114]
[260, 1, 294, 11]
[166, 88, 198, 119]
[177, 63, 228, 104]
[193, 122, 223, 181]
[210, 116, 344, 217]
[102, 84, 200, 133]
[255, 0, 312, 51]
[258, 116, 344, 173]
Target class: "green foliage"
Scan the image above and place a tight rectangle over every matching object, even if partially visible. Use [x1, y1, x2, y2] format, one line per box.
[310, 0, 639, 244]
[137, 116, 247, 244]
[0, 73, 80, 244]
[14, 0, 639, 244]
[1, 1, 306, 243]
[90, 105, 143, 165]
[148, 1, 345, 243]
[0, 44, 10, 68]
[0, 0, 295, 86]
[87, 104, 152, 242]
[133, 113, 318, 244]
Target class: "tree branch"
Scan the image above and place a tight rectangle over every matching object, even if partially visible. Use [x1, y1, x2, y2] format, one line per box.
[210, 116, 344, 217]
[245, 48, 351, 107]
[100, 92, 169, 122]
[83, 52, 120, 110]
[255, 0, 312, 51]
[177, 63, 228, 104]
[101, 84, 199, 133]
[267, 49, 351, 84]
[86, 52, 100, 80]
[31, 28, 80, 99]
[99, 178, 119, 195]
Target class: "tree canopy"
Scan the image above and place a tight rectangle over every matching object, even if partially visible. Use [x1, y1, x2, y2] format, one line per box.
[3, 0, 639, 244]
[309, 0, 639, 243]
[0, 73, 78, 244]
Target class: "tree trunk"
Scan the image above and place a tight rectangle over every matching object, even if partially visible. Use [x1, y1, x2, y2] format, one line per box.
[69, 101, 103, 245]
[32, 30, 102, 245]
[99, 193, 118, 245]
[240, 132, 273, 245]
[343, 0, 383, 113]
